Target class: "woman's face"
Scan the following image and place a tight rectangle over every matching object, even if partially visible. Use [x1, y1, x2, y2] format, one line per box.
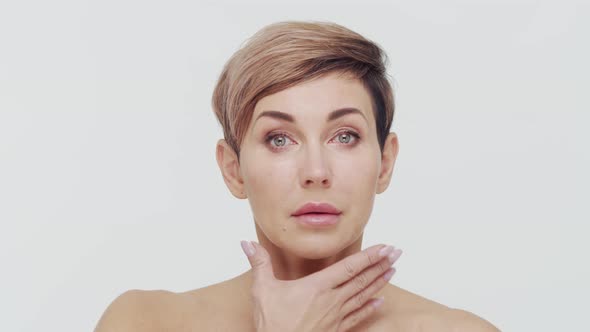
[219, 71, 398, 259]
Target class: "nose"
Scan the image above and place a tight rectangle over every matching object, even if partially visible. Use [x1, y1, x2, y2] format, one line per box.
[299, 144, 332, 189]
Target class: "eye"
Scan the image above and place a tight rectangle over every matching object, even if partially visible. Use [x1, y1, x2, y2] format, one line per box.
[265, 132, 294, 150]
[271, 134, 290, 147]
[264, 129, 361, 152]
[332, 130, 360, 146]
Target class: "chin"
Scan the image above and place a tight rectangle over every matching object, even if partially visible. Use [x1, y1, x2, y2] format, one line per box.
[282, 235, 352, 260]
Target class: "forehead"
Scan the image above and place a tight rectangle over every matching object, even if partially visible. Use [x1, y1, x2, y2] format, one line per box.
[252, 72, 374, 123]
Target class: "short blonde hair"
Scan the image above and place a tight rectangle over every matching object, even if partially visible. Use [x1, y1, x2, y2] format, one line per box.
[212, 21, 395, 159]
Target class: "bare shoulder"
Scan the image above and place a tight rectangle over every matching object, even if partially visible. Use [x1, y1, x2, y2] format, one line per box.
[406, 308, 500, 332]
[380, 285, 500, 332]
[93, 276, 251, 332]
[405, 300, 500, 332]
[180, 276, 254, 327]
[93, 289, 180, 332]
[443, 308, 501, 332]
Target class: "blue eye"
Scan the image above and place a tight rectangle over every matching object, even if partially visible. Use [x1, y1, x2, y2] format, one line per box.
[331, 130, 361, 146]
[337, 132, 355, 144]
[270, 134, 290, 147]
[264, 131, 294, 151]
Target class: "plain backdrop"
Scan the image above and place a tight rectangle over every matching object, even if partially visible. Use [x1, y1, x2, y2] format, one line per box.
[1, 0, 588, 331]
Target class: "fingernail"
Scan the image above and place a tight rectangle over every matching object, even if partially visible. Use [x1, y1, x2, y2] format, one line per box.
[378, 245, 395, 257]
[372, 296, 385, 308]
[240, 240, 255, 257]
[388, 248, 403, 264]
[383, 267, 396, 281]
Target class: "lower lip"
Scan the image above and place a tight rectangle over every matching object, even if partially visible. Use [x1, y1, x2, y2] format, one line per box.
[292, 213, 341, 227]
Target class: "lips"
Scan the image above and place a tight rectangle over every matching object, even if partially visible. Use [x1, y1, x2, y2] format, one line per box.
[292, 202, 342, 216]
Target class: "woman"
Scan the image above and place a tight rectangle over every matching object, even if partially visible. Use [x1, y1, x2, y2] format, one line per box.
[94, 21, 500, 332]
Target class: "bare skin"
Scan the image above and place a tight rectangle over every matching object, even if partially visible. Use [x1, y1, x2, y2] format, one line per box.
[93, 73, 500, 331]
[94, 271, 499, 332]
[95, 240, 499, 332]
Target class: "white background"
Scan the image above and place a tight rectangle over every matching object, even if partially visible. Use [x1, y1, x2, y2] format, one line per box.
[1, 0, 588, 331]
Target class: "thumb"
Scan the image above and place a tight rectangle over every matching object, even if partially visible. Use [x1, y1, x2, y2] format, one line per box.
[240, 240, 275, 284]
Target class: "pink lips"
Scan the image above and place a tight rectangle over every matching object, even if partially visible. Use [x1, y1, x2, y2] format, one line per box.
[292, 202, 341, 216]
[292, 202, 341, 227]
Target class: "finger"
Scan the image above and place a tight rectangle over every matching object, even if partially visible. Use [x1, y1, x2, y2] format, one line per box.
[240, 240, 275, 285]
[336, 247, 401, 301]
[340, 266, 395, 315]
[338, 296, 384, 332]
[311, 244, 393, 289]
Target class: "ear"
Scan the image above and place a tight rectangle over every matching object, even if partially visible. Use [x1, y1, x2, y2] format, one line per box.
[376, 132, 399, 194]
[216, 139, 247, 199]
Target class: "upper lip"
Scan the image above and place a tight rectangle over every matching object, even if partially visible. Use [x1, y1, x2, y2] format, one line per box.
[292, 202, 342, 216]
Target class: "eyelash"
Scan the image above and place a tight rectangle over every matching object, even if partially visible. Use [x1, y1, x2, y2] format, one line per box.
[264, 129, 361, 152]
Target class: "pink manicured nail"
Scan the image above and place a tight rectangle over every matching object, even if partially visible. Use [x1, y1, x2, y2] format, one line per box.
[240, 240, 255, 257]
[378, 245, 395, 257]
[388, 248, 403, 264]
[372, 296, 385, 308]
[383, 267, 396, 281]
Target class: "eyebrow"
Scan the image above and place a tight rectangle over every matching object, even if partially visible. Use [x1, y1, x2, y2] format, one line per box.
[255, 107, 367, 124]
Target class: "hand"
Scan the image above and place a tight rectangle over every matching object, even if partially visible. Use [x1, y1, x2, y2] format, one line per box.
[240, 241, 403, 332]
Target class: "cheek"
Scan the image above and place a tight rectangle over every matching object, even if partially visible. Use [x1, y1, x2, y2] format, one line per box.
[341, 151, 380, 195]
[245, 157, 293, 188]
[339, 152, 381, 222]
[242, 156, 297, 215]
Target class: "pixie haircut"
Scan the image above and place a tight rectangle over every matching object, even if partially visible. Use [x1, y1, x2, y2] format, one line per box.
[212, 21, 395, 160]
